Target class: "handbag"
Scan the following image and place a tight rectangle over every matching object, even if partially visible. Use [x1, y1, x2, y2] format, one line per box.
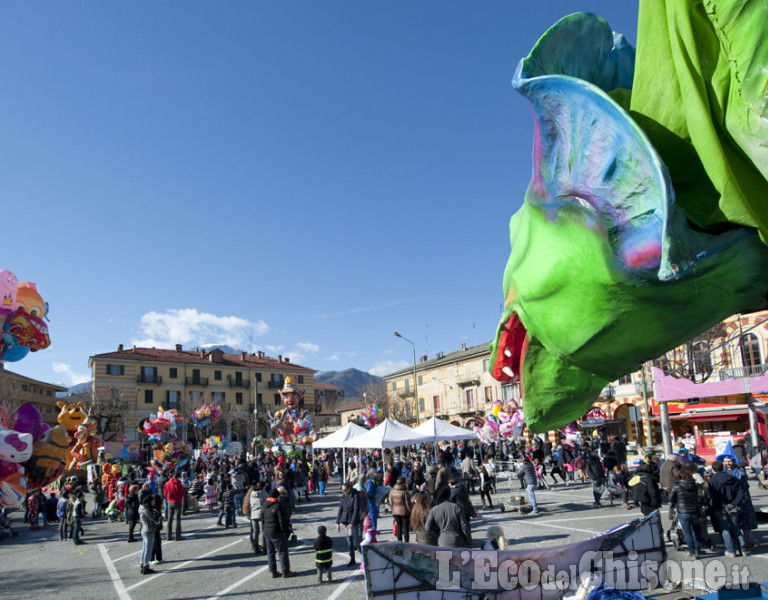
[724, 504, 742, 516]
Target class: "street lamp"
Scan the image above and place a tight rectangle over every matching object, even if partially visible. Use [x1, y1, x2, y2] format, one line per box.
[394, 331, 419, 424]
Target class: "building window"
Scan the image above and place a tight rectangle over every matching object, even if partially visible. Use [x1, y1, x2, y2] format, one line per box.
[484, 386, 493, 402]
[299, 397, 305, 409]
[482, 358, 490, 372]
[418, 375, 423, 386]
[255, 373, 262, 382]
[319, 390, 326, 399]
[466, 389, 474, 408]
[212, 391, 225, 403]
[144, 390, 154, 404]
[167, 390, 180, 408]
[274, 393, 281, 406]
[141, 366, 159, 383]
[298, 375, 304, 384]
[192, 369, 201, 384]
[433, 395, 440, 410]
[419, 397, 425, 413]
[741, 333, 762, 370]
[617, 374, 632, 385]
[392, 381, 397, 391]
[214, 370, 222, 381]
[236, 392, 243, 405]
[404, 379, 410, 392]
[106, 364, 124, 376]
[256, 393, 263, 406]
[169, 368, 177, 379]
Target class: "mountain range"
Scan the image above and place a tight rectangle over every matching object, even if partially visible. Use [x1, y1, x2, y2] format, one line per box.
[314, 368, 383, 400]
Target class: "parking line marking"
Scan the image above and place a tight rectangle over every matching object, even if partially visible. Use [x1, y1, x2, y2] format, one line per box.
[99, 543, 132, 600]
[205, 565, 270, 600]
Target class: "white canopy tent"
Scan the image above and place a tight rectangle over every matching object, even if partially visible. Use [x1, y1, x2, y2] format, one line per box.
[413, 416, 479, 442]
[345, 418, 432, 449]
[311, 422, 369, 449]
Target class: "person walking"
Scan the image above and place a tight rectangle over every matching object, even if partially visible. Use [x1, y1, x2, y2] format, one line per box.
[139, 495, 161, 575]
[336, 482, 363, 566]
[247, 481, 267, 554]
[669, 468, 708, 557]
[517, 456, 539, 514]
[586, 449, 606, 508]
[708, 460, 747, 557]
[150, 493, 164, 565]
[72, 491, 86, 545]
[125, 484, 140, 543]
[721, 454, 759, 550]
[390, 477, 411, 542]
[262, 489, 294, 578]
[57, 490, 70, 541]
[366, 470, 384, 529]
[424, 492, 472, 548]
[163, 470, 186, 541]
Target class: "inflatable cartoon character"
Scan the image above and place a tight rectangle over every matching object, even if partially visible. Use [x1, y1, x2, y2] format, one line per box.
[15, 282, 46, 319]
[69, 421, 98, 468]
[0, 270, 17, 321]
[279, 376, 304, 411]
[57, 400, 88, 435]
[25, 426, 70, 489]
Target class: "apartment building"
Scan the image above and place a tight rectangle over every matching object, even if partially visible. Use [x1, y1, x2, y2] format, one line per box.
[88, 344, 316, 443]
[0, 366, 67, 427]
[383, 342, 519, 426]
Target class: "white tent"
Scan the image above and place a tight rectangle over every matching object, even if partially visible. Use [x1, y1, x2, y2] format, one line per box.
[345, 418, 432, 449]
[413, 416, 479, 442]
[311, 422, 369, 449]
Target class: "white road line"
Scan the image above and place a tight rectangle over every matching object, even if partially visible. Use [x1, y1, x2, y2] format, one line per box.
[99, 543, 132, 600]
[537, 514, 634, 523]
[112, 521, 223, 562]
[205, 565, 270, 600]
[522, 521, 601, 535]
[125, 537, 246, 591]
[326, 571, 364, 600]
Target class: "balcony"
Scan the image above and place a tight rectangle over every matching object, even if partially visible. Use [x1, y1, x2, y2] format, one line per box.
[457, 378, 480, 389]
[719, 364, 768, 380]
[185, 376, 209, 386]
[137, 374, 162, 384]
[268, 379, 285, 389]
[634, 381, 653, 395]
[228, 379, 251, 389]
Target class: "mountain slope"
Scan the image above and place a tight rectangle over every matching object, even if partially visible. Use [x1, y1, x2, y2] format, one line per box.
[315, 369, 382, 399]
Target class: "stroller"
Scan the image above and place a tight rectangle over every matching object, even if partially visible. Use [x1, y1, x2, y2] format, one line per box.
[0, 507, 19, 541]
[666, 508, 713, 552]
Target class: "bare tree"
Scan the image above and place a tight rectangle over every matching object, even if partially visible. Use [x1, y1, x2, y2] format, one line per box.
[658, 322, 729, 383]
[85, 386, 130, 442]
[0, 367, 31, 415]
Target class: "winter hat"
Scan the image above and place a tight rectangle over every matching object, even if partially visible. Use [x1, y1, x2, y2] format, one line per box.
[363, 515, 374, 530]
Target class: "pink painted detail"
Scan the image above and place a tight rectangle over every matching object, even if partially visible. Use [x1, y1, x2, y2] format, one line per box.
[652, 367, 768, 402]
[623, 242, 662, 270]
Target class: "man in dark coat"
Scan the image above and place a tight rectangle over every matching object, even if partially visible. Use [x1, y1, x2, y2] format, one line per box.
[262, 489, 294, 577]
[336, 483, 362, 565]
[708, 460, 746, 557]
[586, 449, 606, 507]
[425, 494, 472, 548]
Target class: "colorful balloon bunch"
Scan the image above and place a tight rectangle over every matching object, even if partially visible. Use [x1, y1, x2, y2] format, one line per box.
[0, 402, 78, 507]
[473, 400, 525, 444]
[267, 408, 315, 448]
[0, 271, 51, 363]
[201, 435, 227, 458]
[360, 404, 383, 428]
[138, 406, 190, 470]
[190, 403, 222, 429]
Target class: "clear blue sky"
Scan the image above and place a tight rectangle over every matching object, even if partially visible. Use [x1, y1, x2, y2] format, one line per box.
[1, 1, 639, 388]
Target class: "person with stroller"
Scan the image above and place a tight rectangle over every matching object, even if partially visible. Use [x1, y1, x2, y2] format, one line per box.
[669, 465, 709, 557]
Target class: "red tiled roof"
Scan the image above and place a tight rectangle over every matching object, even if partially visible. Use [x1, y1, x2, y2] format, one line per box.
[90, 346, 315, 372]
[314, 381, 343, 391]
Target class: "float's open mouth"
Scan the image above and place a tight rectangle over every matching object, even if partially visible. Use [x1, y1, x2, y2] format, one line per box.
[491, 313, 527, 385]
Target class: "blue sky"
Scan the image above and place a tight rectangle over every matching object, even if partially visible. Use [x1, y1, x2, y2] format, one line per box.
[0, 1, 639, 388]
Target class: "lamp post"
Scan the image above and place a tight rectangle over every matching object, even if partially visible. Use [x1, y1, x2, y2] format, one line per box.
[394, 331, 419, 425]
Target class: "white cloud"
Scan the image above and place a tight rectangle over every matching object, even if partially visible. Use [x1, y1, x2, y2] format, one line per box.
[328, 354, 340, 361]
[282, 352, 306, 364]
[264, 344, 284, 355]
[296, 342, 319, 353]
[131, 308, 269, 350]
[53, 362, 91, 386]
[369, 360, 409, 377]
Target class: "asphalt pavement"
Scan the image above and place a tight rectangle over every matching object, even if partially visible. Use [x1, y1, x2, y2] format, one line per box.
[2, 476, 767, 600]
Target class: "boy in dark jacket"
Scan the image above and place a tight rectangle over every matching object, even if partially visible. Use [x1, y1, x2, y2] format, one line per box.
[314, 525, 333, 583]
[221, 483, 236, 528]
[262, 489, 294, 578]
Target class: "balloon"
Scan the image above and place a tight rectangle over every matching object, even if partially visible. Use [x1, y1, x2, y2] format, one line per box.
[10, 402, 50, 443]
[1, 342, 29, 362]
[0, 270, 18, 314]
[15, 282, 46, 320]
[25, 425, 70, 489]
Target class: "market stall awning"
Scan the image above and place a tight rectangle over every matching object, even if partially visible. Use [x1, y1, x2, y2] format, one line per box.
[311, 422, 369, 449]
[413, 416, 479, 443]
[668, 407, 751, 421]
[345, 418, 432, 449]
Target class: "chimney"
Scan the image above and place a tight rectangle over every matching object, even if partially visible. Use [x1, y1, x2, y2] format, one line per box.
[132, 345, 136, 353]
[200, 350, 206, 358]
[175, 344, 182, 352]
[420, 355, 428, 363]
[257, 351, 264, 359]
[241, 352, 247, 361]
[278, 355, 282, 363]
[118, 344, 123, 352]
[461, 343, 467, 351]
[284, 357, 290, 364]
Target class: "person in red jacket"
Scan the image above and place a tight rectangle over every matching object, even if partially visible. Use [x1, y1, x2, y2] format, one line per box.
[163, 470, 186, 541]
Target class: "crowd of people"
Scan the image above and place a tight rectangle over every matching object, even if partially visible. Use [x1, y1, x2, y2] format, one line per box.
[15, 431, 766, 579]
